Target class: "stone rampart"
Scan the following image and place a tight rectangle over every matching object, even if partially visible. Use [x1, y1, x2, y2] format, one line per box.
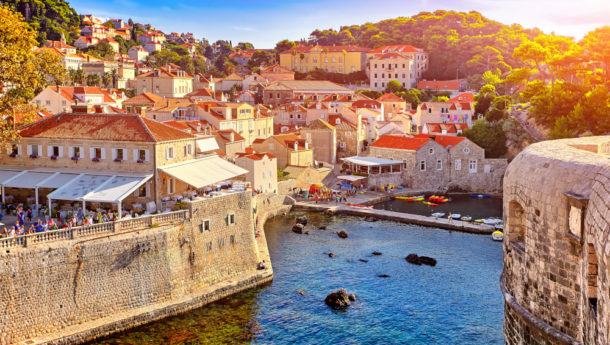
[0, 191, 272, 345]
[502, 136, 610, 345]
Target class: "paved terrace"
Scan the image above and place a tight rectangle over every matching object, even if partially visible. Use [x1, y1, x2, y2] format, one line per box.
[292, 190, 496, 234]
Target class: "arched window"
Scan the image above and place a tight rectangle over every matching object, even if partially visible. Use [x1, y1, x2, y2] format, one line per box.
[508, 201, 526, 251]
[587, 243, 599, 315]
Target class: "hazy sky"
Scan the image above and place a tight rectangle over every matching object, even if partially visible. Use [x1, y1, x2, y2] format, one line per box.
[68, 0, 610, 48]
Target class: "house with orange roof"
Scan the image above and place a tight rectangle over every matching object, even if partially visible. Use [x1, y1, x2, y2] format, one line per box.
[367, 134, 506, 191]
[268, 104, 307, 126]
[236, 90, 256, 105]
[417, 79, 467, 92]
[32, 86, 127, 114]
[300, 119, 337, 164]
[376, 93, 409, 116]
[367, 45, 427, 91]
[213, 130, 246, 159]
[422, 123, 469, 136]
[252, 134, 313, 168]
[235, 150, 278, 193]
[260, 64, 295, 81]
[74, 36, 100, 49]
[44, 40, 76, 55]
[279, 45, 370, 74]
[135, 66, 193, 97]
[259, 80, 354, 106]
[128, 46, 149, 62]
[145, 98, 195, 122]
[414, 101, 475, 132]
[218, 73, 244, 91]
[194, 102, 273, 147]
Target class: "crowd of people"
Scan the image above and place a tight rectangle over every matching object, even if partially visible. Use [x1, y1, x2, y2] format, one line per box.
[0, 205, 123, 238]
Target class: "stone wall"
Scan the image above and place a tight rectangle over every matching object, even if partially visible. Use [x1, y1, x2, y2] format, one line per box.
[277, 179, 296, 195]
[0, 191, 271, 345]
[502, 136, 610, 345]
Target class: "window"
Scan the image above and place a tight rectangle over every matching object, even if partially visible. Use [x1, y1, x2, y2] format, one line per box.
[72, 146, 80, 158]
[381, 64, 384, 69]
[230, 234, 235, 244]
[30, 145, 39, 156]
[374, 64, 377, 68]
[138, 149, 146, 161]
[167, 147, 174, 159]
[168, 178, 175, 194]
[199, 219, 210, 232]
[402, 64, 405, 68]
[11, 144, 18, 155]
[217, 238, 225, 248]
[469, 160, 477, 173]
[206, 242, 212, 251]
[45, 100, 51, 106]
[374, 73, 377, 78]
[403, 160, 407, 168]
[429, 148, 434, 154]
[428, 108, 432, 114]
[52, 146, 60, 157]
[419, 160, 426, 171]
[381, 73, 385, 78]
[436, 160, 442, 170]
[484, 164, 491, 173]
[116, 148, 124, 160]
[463, 147, 470, 154]
[227, 213, 235, 226]
[455, 159, 461, 171]
[136, 184, 148, 198]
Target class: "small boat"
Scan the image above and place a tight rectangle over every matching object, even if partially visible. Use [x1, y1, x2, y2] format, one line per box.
[492, 231, 504, 241]
[414, 197, 425, 201]
[450, 213, 461, 220]
[474, 219, 485, 223]
[422, 201, 439, 207]
[395, 196, 411, 200]
[460, 216, 472, 222]
[471, 194, 490, 198]
[495, 223, 504, 230]
[431, 212, 445, 218]
[484, 218, 502, 225]
[345, 203, 373, 208]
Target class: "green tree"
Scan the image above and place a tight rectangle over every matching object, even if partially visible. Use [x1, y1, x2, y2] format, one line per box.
[485, 95, 511, 122]
[397, 88, 425, 109]
[274, 39, 296, 53]
[89, 41, 115, 60]
[463, 119, 507, 158]
[355, 89, 382, 99]
[236, 42, 254, 50]
[385, 80, 403, 93]
[582, 26, 610, 83]
[86, 74, 100, 86]
[101, 72, 112, 88]
[0, 5, 59, 142]
[247, 50, 275, 70]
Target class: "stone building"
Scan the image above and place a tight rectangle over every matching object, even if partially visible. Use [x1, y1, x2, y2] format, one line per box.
[300, 119, 337, 164]
[235, 151, 278, 194]
[279, 46, 370, 74]
[136, 66, 193, 98]
[258, 80, 354, 107]
[253, 134, 313, 168]
[366, 45, 428, 90]
[502, 136, 610, 345]
[368, 134, 507, 192]
[0, 113, 248, 213]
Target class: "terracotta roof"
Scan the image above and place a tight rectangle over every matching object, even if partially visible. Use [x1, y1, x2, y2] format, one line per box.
[449, 92, 475, 103]
[123, 92, 164, 104]
[215, 129, 245, 142]
[45, 40, 75, 50]
[414, 134, 466, 148]
[417, 80, 461, 91]
[306, 118, 334, 131]
[270, 80, 353, 93]
[163, 120, 210, 133]
[236, 151, 276, 160]
[352, 100, 382, 109]
[268, 134, 308, 150]
[223, 73, 244, 81]
[19, 113, 194, 142]
[377, 93, 404, 102]
[261, 64, 294, 73]
[370, 135, 429, 151]
[137, 66, 192, 79]
[281, 45, 370, 54]
[368, 45, 423, 54]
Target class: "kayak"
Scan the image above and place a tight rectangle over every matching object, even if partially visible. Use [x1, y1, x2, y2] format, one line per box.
[492, 231, 504, 241]
[471, 194, 490, 198]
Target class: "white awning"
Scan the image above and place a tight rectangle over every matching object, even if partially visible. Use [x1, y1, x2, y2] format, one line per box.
[160, 156, 247, 189]
[0, 170, 23, 184]
[38, 173, 80, 189]
[47, 174, 152, 203]
[337, 175, 367, 182]
[84, 175, 152, 203]
[196, 137, 219, 152]
[4, 171, 55, 189]
[343, 156, 403, 167]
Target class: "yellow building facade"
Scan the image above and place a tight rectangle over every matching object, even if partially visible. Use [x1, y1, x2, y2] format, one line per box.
[279, 45, 370, 74]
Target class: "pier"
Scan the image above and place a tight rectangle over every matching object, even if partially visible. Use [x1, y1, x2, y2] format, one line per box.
[292, 200, 497, 235]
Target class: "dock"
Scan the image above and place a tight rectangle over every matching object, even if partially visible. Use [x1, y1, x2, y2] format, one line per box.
[292, 201, 497, 235]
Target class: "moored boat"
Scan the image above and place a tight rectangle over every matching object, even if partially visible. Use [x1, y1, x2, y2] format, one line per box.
[484, 218, 502, 225]
[450, 213, 461, 220]
[460, 216, 472, 222]
[474, 219, 485, 223]
[431, 212, 445, 218]
[345, 203, 373, 208]
[492, 231, 504, 241]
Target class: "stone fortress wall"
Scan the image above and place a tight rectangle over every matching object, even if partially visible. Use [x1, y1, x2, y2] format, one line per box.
[502, 136, 610, 345]
[0, 191, 273, 345]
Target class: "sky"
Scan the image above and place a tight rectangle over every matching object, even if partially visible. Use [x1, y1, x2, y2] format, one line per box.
[68, 0, 610, 48]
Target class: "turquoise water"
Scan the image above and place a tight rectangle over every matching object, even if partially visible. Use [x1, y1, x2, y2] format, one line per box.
[374, 194, 504, 220]
[90, 213, 504, 345]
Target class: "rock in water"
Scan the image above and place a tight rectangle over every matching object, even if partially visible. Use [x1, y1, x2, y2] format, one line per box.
[359, 259, 369, 263]
[318, 225, 327, 230]
[292, 223, 304, 234]
[324, 289, 351, 310]
[328, 253, 335, 258]
[364, 216, 378, 222]
[377, 274, 390, 278]
[296, 289, 307, 296]
[372, 251, 382, 256]
[348, 294, 356, 301]
[296, 216, 308, 225]
[405, 253, 422, 265]
[337, 230, 348, 239]
[419, 256, 437, 266]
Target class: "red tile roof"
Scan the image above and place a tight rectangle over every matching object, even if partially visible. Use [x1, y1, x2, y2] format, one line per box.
[236, 151, 276, 160]
[371, 135, 429, 151]
[417, 80, 461, 91]
[368, 45, 423, 54]
[281, 45, 370, 54]
[352, 100, 382, 109]
[377, 93, 404, 102]
[449, 92, 475, 103]
[415, 134, 465, 148]
[19, 113, 194, 142]
[124, 92, 164, 104]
